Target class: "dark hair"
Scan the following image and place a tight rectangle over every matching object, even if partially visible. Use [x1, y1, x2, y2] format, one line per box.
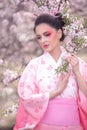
[34, 13, 65, 41]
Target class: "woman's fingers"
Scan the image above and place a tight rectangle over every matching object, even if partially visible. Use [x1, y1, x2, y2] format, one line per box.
[67, 54, 78, 63]
[67, 54, 79, 67]
[58, 71, 71, 87]
[61, 71, 71, 80]
[57, 71, 71, 94]
[66, 54, 80, 75]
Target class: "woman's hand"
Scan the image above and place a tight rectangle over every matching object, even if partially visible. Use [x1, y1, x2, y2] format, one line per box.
[50, 71, 70, 99]
[67, 54, 80, 75]
[57, 71, 71, 94]
[67, 54, 87, 97]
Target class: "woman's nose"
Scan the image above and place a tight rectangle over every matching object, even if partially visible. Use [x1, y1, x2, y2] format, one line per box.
[41, 37, 46, 43]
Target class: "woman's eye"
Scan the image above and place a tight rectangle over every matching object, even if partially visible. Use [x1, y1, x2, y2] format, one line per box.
[37, 36, 41, 40]
[45, 33, 51, 36]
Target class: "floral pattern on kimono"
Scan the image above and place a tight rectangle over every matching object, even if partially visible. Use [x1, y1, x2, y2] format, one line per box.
[14, 47, 87, 130]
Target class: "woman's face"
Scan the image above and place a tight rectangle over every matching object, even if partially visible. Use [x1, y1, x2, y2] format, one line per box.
[35, 23, 62, 53]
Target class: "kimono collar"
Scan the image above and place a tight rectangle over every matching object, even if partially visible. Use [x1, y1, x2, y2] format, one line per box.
[44, 46, 69, 66]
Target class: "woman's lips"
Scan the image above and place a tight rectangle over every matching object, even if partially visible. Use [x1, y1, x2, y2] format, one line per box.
[43, 45, 49, 48]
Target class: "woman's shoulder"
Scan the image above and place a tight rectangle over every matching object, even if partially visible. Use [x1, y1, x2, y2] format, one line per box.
[27, 54, 45, 66]
[21, 54, 45, 75]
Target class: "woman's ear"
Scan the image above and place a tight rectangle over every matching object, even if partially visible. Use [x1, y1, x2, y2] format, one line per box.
[57, 29, 62, 40]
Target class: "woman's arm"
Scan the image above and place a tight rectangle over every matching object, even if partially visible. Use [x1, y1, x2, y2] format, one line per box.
[50, 71, 71, 99]
[74, 70, 87, 97]
[67, 54, 87, 97]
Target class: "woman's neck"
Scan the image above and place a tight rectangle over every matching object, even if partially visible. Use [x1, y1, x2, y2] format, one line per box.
[49, 47, 62, 62]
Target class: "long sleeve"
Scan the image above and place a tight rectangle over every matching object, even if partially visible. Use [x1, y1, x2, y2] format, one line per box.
[15, 59, 49, 129]
[78, 59, 87, 130]
[79, 58, 87, 110]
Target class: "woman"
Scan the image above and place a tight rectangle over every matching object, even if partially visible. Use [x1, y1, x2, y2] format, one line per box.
[14, 13, 87, 130]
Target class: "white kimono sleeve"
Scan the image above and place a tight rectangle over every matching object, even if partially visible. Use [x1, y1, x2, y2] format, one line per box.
[18, 59, 49, 128]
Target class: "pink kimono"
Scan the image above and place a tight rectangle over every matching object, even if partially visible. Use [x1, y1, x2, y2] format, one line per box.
[13, 48, 87, 130]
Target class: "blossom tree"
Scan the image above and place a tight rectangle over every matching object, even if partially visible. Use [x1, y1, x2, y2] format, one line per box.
[18, 0, 87, 73]
[69, 0, 87, 17]
[0, 0, 87, 85]
[19, 0, 87, 50]
[0, 0, 87, 129]
[18, 0, 87, 17]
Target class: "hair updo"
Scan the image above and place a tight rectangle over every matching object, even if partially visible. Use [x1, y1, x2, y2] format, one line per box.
[34, 13, 65, 41]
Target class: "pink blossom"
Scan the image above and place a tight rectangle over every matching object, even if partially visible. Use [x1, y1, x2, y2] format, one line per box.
[3, 69, 18, 85]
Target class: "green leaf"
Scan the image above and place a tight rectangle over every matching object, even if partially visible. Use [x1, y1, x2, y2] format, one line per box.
[55, 59, 69, 74]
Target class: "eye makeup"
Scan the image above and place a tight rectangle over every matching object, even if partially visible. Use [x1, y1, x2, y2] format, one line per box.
[36, 28, 56, 40]
[44, 29, 56, 39]
[36, 31, 51, 40]
[36, 36, 41, 40]
[43, 32, 51, 37]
